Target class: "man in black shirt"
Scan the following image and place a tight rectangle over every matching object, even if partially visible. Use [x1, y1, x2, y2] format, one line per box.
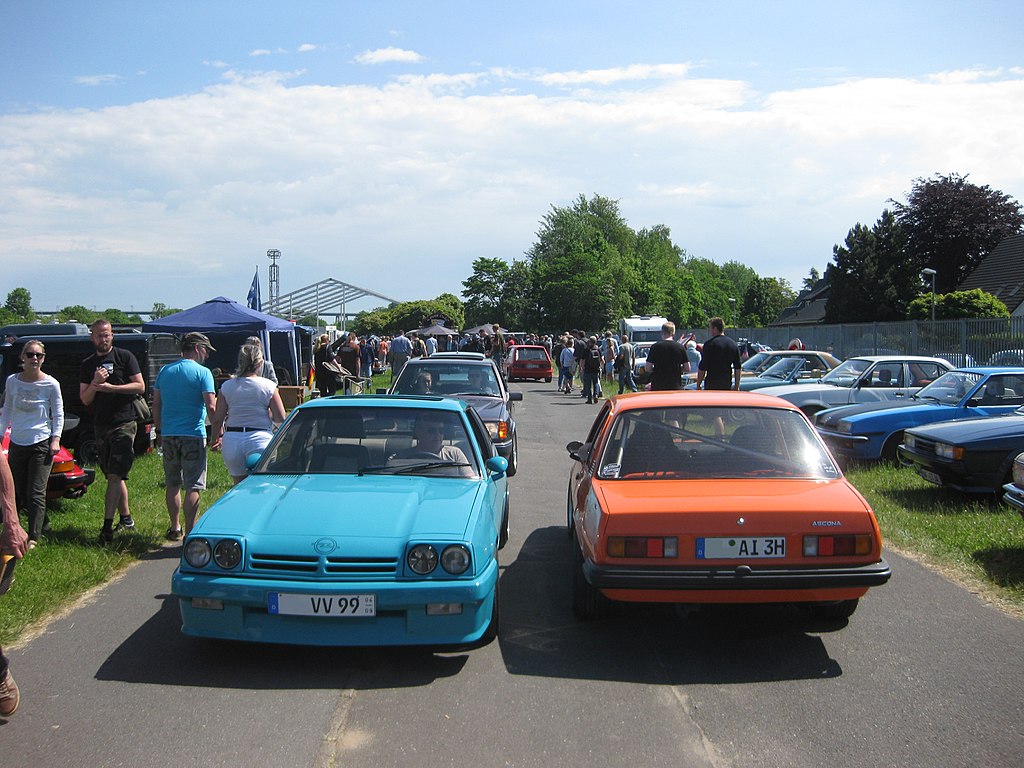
[645, 322, 689, 390]
[79, 319, 145, 542]
[696, 317, 741, 391]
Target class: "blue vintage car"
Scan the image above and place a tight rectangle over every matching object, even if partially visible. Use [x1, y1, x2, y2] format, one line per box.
[172, 395, 510, 646]
[815, 368, 1024, 461]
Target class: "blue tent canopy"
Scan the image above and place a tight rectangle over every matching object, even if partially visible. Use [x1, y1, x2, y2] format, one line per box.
[143, 296, 299, 382]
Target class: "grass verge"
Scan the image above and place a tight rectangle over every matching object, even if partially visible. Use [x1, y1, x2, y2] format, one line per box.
[846, 462, 1024, 614]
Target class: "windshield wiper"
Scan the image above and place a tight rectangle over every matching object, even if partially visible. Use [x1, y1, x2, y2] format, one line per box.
[388, 461, 471, 474]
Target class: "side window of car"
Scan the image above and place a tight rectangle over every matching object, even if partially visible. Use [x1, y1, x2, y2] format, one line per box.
[584, 403, 614, 473]
[465, 408, 495, 460]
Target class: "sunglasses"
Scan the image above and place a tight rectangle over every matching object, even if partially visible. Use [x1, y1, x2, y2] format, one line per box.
[23, 352, 45, 359]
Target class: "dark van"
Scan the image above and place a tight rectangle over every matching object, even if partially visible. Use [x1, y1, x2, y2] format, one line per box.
[1, 332, 179, 463]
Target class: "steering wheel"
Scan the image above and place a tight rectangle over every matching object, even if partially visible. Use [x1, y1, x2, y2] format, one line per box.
[401, 450, 444, 460]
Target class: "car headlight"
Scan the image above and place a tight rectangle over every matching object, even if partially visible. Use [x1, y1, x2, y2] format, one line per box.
[935, 442, 964, 460]
[838, 421, 853, 434]
[214, 539, 242, 569]
[1012, 455, 1024, 486]
[903, 434, 916, 450]
[408, 544, 438, 575]
[487, 420, 510, 440]
[184, 539, 212, 568]
[441, 545, 471, 574]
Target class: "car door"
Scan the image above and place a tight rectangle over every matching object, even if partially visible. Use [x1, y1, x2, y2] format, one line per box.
[847, 361, 910, 405]
[569, 402, 614, 532]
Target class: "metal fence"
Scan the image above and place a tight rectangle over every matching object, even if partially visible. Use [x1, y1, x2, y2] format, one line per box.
[683, 318, 1024, 367]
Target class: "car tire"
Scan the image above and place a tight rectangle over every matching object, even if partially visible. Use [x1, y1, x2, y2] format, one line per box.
[75, 435, 98, 466]
[505, 433, 518, 477]
[545, 377, 552, 383]
[810, 598, 859, 620]
[566, 485, 575, 537]
[881, 432, 903, 462]
[572, 535, 607, 620]
[498, 494, 510, 550]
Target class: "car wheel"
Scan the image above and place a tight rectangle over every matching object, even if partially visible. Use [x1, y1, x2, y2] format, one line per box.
[572, 535, 607, 620]
[498, 494, 510, 550]
[881, 432, 903, 462]
[545, 377, 552, 383]
[75, 436, 98, 466]
[810, 598, 859, 620]
[566, 485, 575, 537]
[505, 433, 518, 477]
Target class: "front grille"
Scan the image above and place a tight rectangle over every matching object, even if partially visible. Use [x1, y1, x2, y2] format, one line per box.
[248, 552, 399, 578]
[912, 436, 939, 456]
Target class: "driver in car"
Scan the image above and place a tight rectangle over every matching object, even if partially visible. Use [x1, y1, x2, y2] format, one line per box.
[467, 368, 498, 395]
[389, 413, 474, 477]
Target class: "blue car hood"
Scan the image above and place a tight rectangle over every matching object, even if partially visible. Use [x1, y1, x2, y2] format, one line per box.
[193, 475, 482, 547]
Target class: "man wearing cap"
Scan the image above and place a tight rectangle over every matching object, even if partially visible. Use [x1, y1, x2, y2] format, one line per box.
[153, 332, 217, 539]
[80, 318, 146, 543]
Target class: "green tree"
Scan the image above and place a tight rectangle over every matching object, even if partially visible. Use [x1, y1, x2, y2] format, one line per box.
[4, 288, 34, 322]
[802, 267, 822, 292]
[741, 277, 797, 326]
[906, 289, 1009, 320]
[150, 302, 181, 319]
[56, 305, 97, 324]
[462, 258, 511, 328]
[891, 173, 1024, 293]
[825, 210, 910, 323]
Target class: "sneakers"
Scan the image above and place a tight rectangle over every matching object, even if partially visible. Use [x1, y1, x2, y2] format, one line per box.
[165, 528, 183, 541]
[117, 515, 135, 530]
[98, 527, 114, 544]
[0, 671, 20, 717]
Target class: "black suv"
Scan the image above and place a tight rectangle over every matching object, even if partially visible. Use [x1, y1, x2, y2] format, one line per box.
[1, 331, 179, 463]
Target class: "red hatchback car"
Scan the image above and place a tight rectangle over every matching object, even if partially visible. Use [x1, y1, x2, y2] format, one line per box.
[504, 345, 553, 383]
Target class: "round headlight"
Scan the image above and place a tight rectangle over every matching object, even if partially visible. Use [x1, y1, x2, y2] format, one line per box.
[441, 545, 471, 575]
[214, 539, 242, 569]
[184, 539, 212, 568]
[408, 544, 438, 575]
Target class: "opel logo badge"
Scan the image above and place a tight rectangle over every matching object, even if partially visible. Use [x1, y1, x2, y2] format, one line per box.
[314, 537, 338, 554]
[736, 517, 746, 526]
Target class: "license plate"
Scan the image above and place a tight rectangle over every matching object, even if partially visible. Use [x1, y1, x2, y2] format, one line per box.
[917, 469, 943, 486]
[268, 592, 376, 617]
[696, 537, 786, 559]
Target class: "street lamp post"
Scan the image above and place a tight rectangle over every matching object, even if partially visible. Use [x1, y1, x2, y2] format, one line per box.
[921, 268, 937, 323]
[728, 298, 737, 328]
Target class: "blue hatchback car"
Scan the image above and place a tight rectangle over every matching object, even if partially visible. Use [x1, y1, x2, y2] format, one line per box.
[815, 368, 1024, 461]
[172, 395, 509, 647]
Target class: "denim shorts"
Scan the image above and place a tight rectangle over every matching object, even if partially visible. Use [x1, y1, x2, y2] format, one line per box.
[162, 435, 208, 491]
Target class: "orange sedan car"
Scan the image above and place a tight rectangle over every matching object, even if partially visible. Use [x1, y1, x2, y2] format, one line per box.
[566, 391, 890, 621]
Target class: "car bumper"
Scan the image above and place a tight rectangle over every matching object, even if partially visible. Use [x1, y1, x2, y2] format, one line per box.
[1002, 484, 1024, 519]
[172, 560, 498, 646]
[583, 557, 891, 594]
[896, 446, 999, 493]
[47, 467, 96, 499]
[816, 429, 875, 458]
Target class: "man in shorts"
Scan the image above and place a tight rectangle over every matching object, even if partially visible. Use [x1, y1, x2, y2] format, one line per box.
[153, 332, 217, 539]
[80, 319, 146, 543]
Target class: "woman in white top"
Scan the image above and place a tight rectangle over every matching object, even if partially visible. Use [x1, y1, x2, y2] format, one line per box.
[1, 340, 64, 546]
[210, 344, 286, 485]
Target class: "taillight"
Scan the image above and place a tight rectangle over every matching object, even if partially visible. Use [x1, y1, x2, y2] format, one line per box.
[803, 535, 873, 556]
[607, 536, 678, 558]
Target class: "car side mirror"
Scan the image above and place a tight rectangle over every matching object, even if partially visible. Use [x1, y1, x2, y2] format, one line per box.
[566, 440, 590, 463]
[486, 455, 509, 478]
[508, 391, 523, 401]
[244, 452, 263, 472]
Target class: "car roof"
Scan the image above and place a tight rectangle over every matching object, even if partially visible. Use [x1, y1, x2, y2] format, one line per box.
[294, 393, 471, 414]
[607, 390, 805, 414]
[953, 366, 1024, 374]
[402, 356, 495, 368]
[847, 355, 951, 363]
[428, 351, 486, 360]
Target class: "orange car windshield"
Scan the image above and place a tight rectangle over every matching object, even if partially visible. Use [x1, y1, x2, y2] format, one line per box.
[598, 406, 841, 480]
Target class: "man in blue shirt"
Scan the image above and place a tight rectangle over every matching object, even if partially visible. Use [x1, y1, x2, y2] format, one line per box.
[153, 332, 217, 539]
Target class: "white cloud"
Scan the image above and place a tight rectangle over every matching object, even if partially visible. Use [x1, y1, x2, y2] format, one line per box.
[74, 74, 123, 86]
[249, 49, 273, 57]
[355, 47, 424, 65]
[2, 65, 1023, 311]
[297, 44, 318, 53]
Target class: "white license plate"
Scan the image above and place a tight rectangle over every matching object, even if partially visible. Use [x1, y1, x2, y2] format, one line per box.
[917, 469, 943, 486]
[696, 537, 786, 559]
[268, 592, 376, 617]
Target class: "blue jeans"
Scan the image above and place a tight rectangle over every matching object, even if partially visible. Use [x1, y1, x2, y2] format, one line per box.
[618, 367, 638, 393]
[582, 370, 600, 400]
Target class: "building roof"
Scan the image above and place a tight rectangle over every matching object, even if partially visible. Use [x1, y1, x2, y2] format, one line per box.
[958, 233, 1024, 315]
[772, 278, 831, 326]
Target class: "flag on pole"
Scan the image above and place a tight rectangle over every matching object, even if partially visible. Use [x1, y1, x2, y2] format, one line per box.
[246, 267, 262, 311]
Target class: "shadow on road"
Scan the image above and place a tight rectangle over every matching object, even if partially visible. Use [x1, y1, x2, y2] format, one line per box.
[498, 526, 846, 684]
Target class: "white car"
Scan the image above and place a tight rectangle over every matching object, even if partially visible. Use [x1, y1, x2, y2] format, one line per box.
[762, 355, 954, 418]
[632, 342, 654, 381]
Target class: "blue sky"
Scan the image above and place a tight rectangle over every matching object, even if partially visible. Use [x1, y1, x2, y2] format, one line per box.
[2, 0, 1023, 316]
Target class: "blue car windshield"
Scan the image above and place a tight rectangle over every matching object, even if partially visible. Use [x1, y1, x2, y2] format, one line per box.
[255, 406, 479, 477]
[914, 371, 982, 404]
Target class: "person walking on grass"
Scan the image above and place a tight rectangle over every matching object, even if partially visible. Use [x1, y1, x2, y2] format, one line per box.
[153, 332, 217, 540]
[79, 319, 145, 544]
[0, 448, 29, 717]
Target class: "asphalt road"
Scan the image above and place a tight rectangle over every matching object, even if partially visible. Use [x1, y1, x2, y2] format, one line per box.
[4, 381, 1024, 767]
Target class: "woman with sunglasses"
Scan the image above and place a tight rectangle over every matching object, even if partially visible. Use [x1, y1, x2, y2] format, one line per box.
[1, 340, 64, 547]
